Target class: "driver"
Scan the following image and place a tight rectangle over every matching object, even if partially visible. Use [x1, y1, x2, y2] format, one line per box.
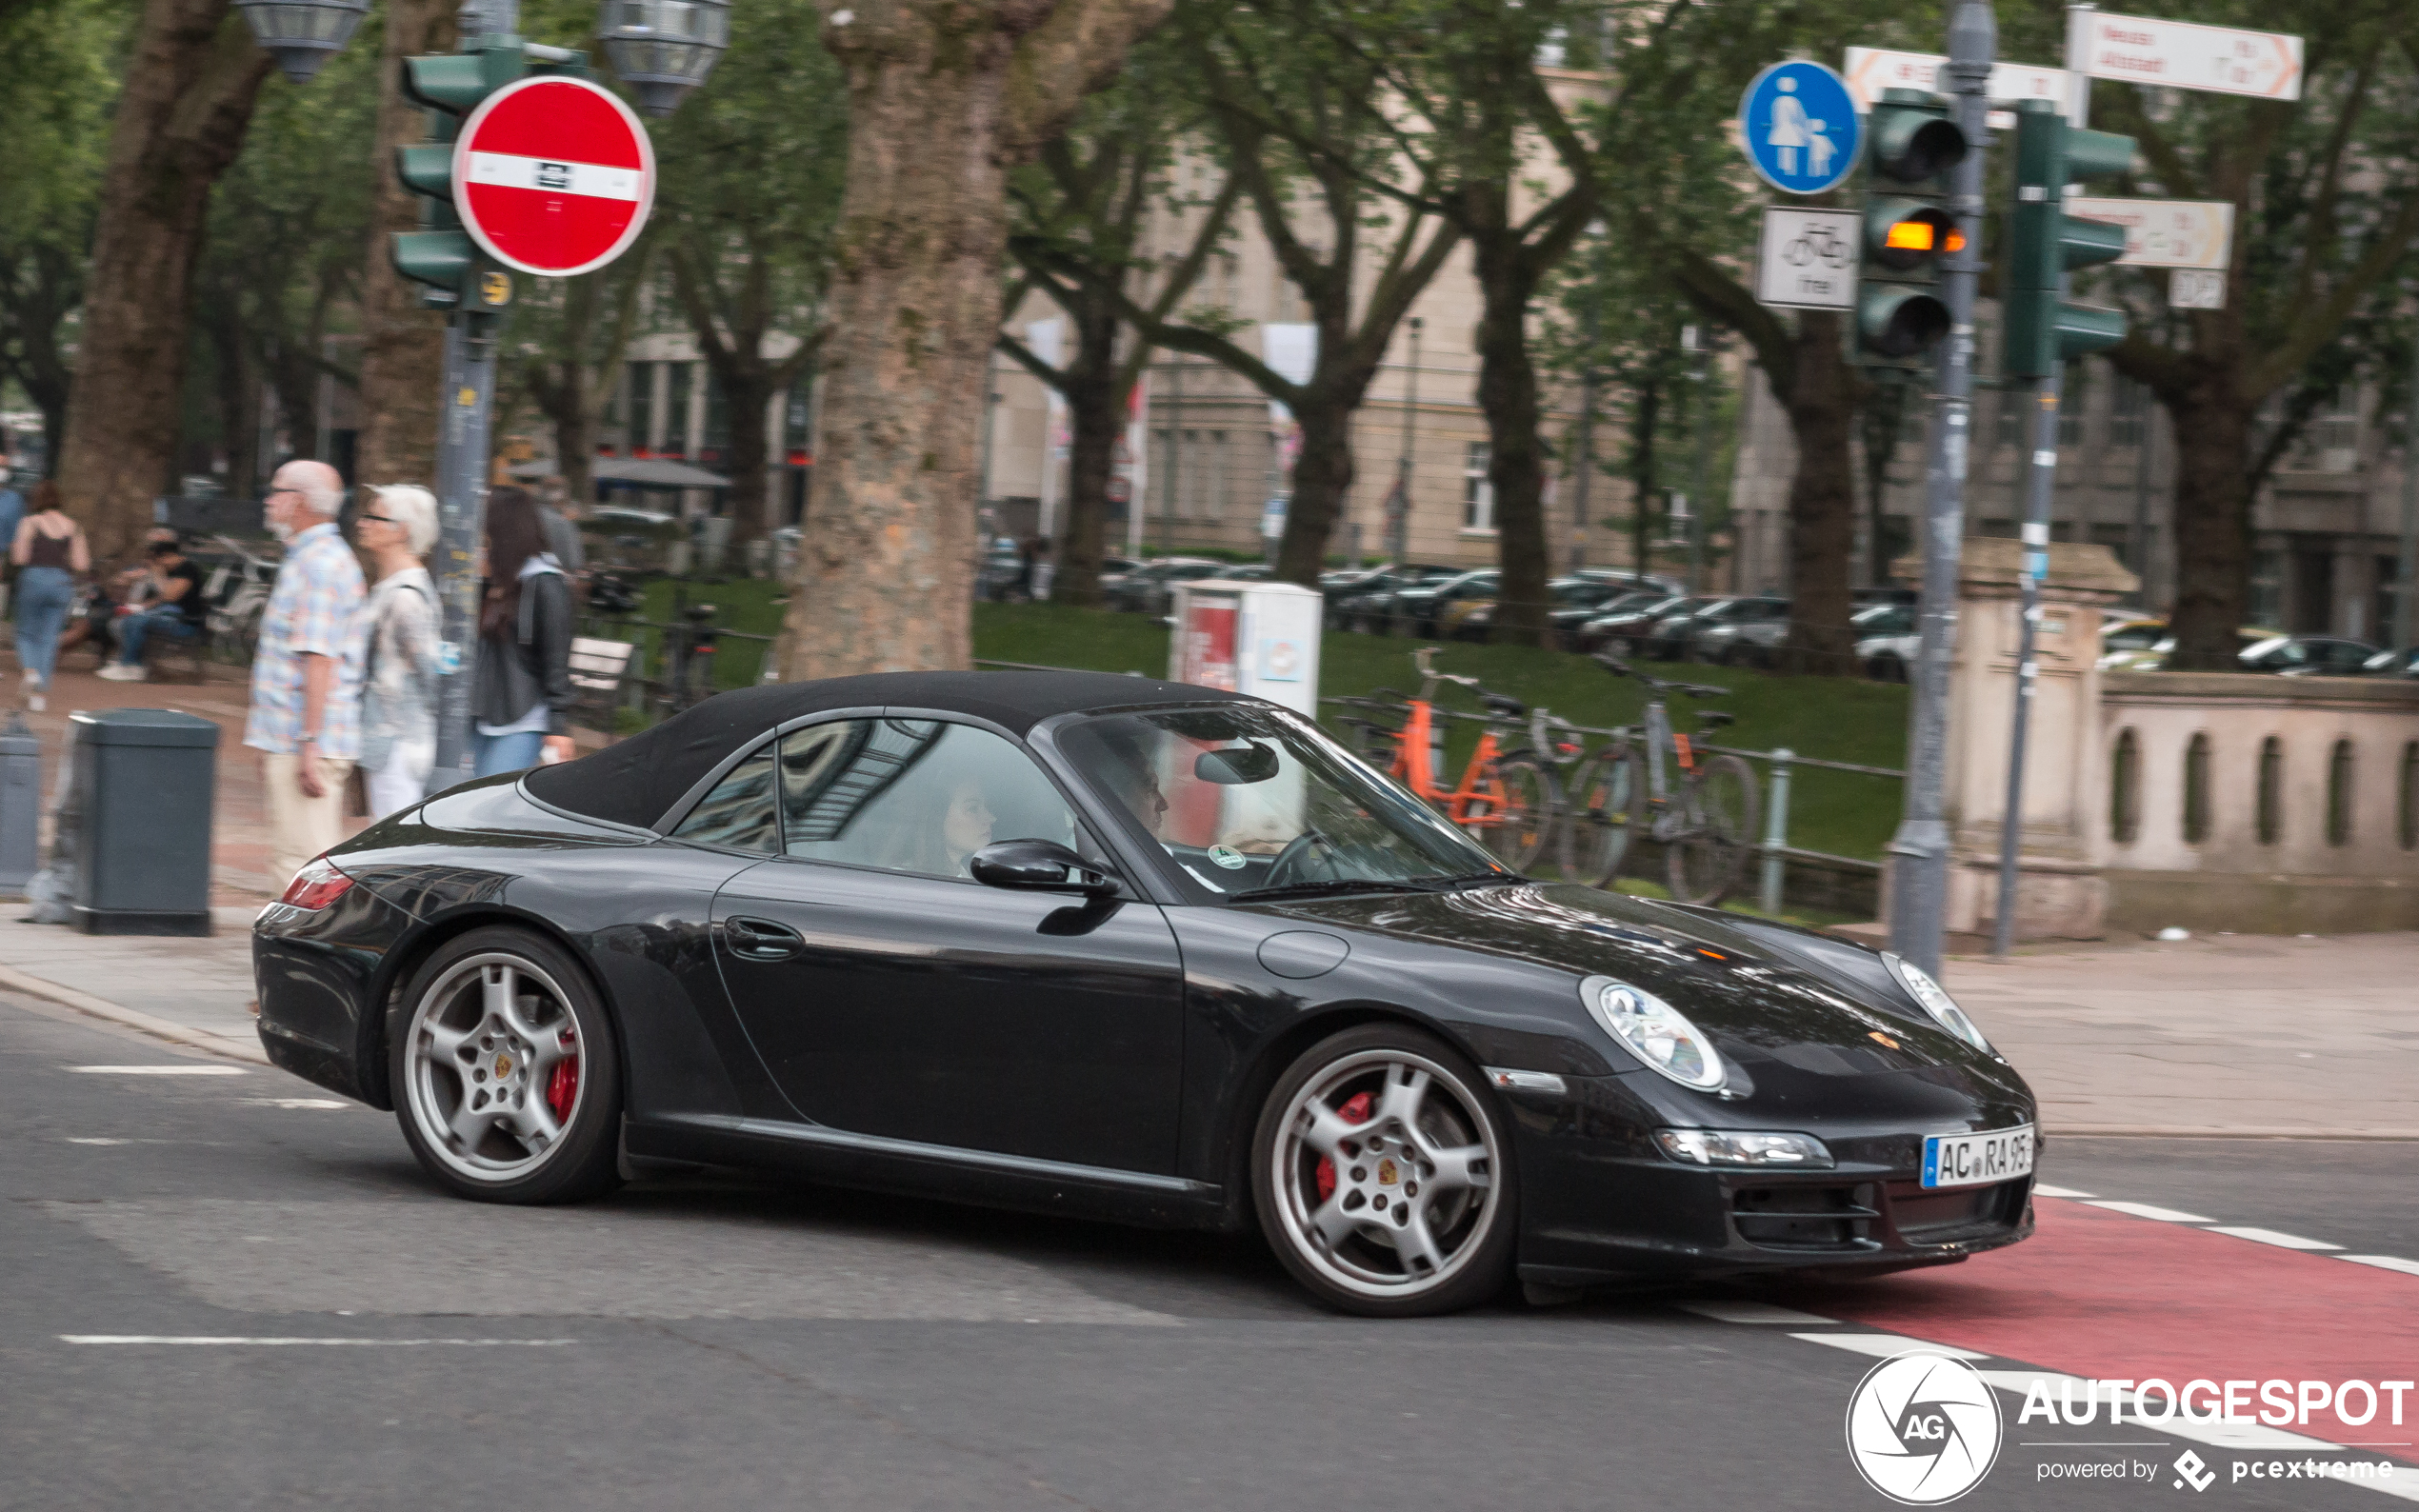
[1094, 728, 1171, 839]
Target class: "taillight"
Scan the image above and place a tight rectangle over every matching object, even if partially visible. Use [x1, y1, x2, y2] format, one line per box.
[278, 857, 354, 911]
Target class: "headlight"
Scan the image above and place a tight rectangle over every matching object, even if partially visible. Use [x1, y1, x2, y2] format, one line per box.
[1654, 1128, 1833, 1169]
[1580, 976, 1724, 1089]
[1882, 951, 1992, 1053]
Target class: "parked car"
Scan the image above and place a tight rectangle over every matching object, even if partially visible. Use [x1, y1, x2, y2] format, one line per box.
[2360, 646, 2418, 678]
[1579, 593, 1701, 657]
[2097, 617, 2169, 672]
[1087, 554, 1145, 599]
[1556, 588, 1666, 650]
[1853, 601, 1919, 682]
[977, 537, 1026, 600]
[1389, 569, 1498, 640]
[1103, 557, 1228, 615]
[1329, 565, 1460, 631]
[2243, 634, 2378, 676]
[1642, 596, 1733, 661]
[1689, 596, 1793, 666]
[1450, 576, 1646, 646]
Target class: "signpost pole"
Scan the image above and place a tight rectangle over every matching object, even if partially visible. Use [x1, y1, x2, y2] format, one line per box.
[1390, 318, 1421, 569]
[1988, 1, 2092, 961]
[2394, 329, 2419, 656]
[1886, 0, 1993, 978]
[430, 314, 498, 785]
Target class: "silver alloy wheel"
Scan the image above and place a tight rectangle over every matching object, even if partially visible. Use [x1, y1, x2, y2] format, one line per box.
[403, 952, 587, 1183]
[1269, 1048, 1500, 1301]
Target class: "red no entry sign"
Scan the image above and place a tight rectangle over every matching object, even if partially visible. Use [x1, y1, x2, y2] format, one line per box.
[453, 75, 655, 278]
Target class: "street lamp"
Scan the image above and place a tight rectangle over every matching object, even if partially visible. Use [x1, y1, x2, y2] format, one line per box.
[233, 0, 370, 84]
[597, 0, 731, 115]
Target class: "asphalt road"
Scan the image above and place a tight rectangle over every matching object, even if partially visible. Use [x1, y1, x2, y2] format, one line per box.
[4, 990, 2411, 1512]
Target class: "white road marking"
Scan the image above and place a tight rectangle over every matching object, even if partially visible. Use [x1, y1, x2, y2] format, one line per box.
[1787, 1331, 1989, 1361]
[67, 1064, 247, 1076]
[241, 1098, 350, 1109]
[2083, 1199, 2213, 1223]
[60, 1335, 575, 1347]
[2207, 1225, 2343, 1251]
[2030, 1183, 2095, 1198]
[1675, 1300, 1837, 1324]
[2337, 1254, 2419, 1277]
[66, 1138, 130, 1145]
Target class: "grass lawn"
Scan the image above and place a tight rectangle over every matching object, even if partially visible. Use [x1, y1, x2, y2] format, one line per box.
[597, 587, 1905, 871]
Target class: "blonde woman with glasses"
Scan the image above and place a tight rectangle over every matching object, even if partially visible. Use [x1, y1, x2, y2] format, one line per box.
[355, 485, 442, 819]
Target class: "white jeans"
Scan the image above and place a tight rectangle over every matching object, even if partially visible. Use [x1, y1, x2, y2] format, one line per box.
[366, 736, 435, 822]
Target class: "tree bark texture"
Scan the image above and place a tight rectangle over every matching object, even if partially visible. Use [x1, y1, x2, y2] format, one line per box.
[2160, 374, 2255, 669]
[1050, 311, 1120, 607]
[1777, 311, 1857, 675]
[0, 243, 81, 466]
[351, 0, 456, 490]
[1470, 232, 1551, 647]
[1629, 369, 1659, 586]
[52, 0, 270, 558]
[782, 0, 1169, 679]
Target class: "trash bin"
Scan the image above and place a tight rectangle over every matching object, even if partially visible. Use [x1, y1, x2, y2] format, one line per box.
[0, 712, 38, 897]
[70, 707, 218, 936]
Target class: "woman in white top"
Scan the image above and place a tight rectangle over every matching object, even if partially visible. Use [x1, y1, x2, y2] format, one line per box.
[354, 486, 442, 819]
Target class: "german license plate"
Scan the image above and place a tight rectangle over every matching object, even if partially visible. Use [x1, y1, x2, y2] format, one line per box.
[1922, 1125, 2034, 1189]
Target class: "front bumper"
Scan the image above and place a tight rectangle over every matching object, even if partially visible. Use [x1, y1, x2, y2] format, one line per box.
[1505, 1071, 2037, 1285]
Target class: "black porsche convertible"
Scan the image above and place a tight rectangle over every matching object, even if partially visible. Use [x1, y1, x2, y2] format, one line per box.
[254, 669, 2037, 1316]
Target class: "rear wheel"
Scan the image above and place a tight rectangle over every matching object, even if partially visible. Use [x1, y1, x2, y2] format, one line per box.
[1665, 753, 1759, 905]
[1563, 743, 1644, 886]
[1251, 1025, 1515, 1317]
[391, 926, 625, 1204]
[1458, 752, 1559, 872]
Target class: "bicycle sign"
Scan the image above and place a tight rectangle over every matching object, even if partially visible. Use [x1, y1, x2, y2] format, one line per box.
[1755, 207, 1860, 311]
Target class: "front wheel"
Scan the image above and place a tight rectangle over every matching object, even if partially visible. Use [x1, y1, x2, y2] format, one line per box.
[1251, 1025, 1516, 1317]
[1563, 744, 1645, 886]
[1666, 753, 1760, 905]
[1458, 752, 1559, 872]
[390, 925, 625, 1204]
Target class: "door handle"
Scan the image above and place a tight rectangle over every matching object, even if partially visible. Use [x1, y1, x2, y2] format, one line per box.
[724, 916, 804, 961]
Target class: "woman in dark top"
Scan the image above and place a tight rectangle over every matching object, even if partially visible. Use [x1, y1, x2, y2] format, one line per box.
[471, 487, 576, 777]
[96, 536, 207, 681]
[10, 481, 90, 712]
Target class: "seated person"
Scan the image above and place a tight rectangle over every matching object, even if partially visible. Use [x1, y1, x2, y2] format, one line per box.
[98, 536, 206, 682]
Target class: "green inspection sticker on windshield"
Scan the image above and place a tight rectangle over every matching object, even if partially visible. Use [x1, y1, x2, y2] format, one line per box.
[1207, 845, 1248, 869]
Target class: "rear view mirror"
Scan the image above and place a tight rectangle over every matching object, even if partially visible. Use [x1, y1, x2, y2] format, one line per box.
[970, 838, 1119, 897]
[1194, 742, 1279, 785]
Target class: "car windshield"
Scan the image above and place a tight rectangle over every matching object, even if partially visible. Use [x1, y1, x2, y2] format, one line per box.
[2103, 623, 2165, 651]
[1056, 705, 1511, 905]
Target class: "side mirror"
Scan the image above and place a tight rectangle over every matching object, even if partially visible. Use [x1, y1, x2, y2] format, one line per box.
[1194, 741, 1279, 785]
[970, 838, 1120, 897]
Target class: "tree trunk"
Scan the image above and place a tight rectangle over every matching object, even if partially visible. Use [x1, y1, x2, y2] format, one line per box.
[1274, 397, 1354, 584]
[720, 368, 775, 547]
[351, 0, 456, 489]
[52, 0, 271, 558]
[2163, 381, 2255, 669]
[1776, 311, 1857, 675]
[542, 368, 596, 513]
[1052, 303, 1120, 607]
[0, 244, 82, 468]
[1471, 237, 1549, 647]
[782, 0, 1169, 678]
[209, 307, 260, 501]
[1631, 370, 1660, 585]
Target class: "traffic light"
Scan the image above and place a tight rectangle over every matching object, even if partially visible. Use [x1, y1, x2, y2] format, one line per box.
[1855, 89, 1969, 368]
[2002, 99, 2134, 379]
[392, 37, 586, 309]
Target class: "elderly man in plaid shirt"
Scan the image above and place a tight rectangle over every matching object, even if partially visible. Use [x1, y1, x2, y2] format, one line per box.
[246, 459, 369, 887]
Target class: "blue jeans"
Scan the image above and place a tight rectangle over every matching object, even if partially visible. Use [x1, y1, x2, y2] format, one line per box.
[472, 727, 548, 777]
[11, 566, 73, 686]
[116, 605, 200, 665]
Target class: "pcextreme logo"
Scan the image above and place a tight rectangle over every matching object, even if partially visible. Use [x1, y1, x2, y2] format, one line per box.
[1846, 1351, 2005, 1504]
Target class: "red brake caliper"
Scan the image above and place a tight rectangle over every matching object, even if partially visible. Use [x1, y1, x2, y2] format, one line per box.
[1313, 1091, 1374, 1203]
[546, 1029, 579, 1122]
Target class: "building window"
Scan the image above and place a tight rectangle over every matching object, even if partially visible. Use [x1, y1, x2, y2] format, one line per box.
[2183, 733, 2210, 844]
[701, 368, 730, 467]
[2110, 728, 2140, 845]
[2299, 391, 2361, 471]
[2256, 736, 2284, 846]
[1197, 430, 1228, 520]
[2249, 551, 2284, 628]
[2401, 741, 2417, 851]
[2326, 740, 2355, 847]
[664, 362, 694, 457]
[626, 361, 654, 453]
[2109, 375, 2149, 447]
[1463, 443, 1494, 532]
[1993, 395, 2023, 451]
[2057, 385, 2084, 448]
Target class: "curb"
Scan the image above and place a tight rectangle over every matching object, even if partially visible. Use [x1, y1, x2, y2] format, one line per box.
[0, 962, 271, 1067]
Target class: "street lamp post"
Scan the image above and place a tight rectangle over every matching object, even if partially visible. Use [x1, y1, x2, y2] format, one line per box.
[233, 0, 370, 83]
[1391, 317, 1422, 568]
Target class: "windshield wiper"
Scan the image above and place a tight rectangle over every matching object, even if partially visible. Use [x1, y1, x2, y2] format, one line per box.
[1231, 879, 1429, 903]
[1410, 871, 1522, 891]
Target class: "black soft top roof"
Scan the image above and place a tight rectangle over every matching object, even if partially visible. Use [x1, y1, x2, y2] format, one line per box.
[523, 668, 1246, 832]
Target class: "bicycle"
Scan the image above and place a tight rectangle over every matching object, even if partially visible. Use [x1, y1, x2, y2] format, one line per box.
[1563, 653, 1761, 905]
[1333, 648, 1563, 871]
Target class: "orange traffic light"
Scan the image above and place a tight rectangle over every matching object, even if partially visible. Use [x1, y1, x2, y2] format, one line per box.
[1886, 219, 1934, 252]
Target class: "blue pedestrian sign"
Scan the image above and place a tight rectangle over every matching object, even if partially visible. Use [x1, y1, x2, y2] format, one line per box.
[1739, 61, 1861, 196]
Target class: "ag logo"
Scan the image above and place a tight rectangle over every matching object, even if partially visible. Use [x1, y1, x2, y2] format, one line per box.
[1845, 1351, 2002, 1504]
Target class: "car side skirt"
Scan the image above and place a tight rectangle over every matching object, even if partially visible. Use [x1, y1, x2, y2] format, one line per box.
[629, 1113, 1228, 1230]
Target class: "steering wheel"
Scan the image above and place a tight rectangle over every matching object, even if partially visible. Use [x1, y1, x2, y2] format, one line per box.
[1264, 828, 1344, 889]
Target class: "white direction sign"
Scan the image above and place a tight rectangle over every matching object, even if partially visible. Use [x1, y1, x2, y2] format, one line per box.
[2065, 198, 2234, 269]
[2169, 269, 2227, 309]
[2074, 12, 2303, 101]
[1842, 48, 2068, 112]
[1755, 207, 1859, 311]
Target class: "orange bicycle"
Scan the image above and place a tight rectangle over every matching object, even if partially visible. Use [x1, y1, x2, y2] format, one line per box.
[1334, 648, 1561, 870]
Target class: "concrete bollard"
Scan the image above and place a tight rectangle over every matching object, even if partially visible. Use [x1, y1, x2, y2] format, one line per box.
[1760, 748, 1794, 917]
